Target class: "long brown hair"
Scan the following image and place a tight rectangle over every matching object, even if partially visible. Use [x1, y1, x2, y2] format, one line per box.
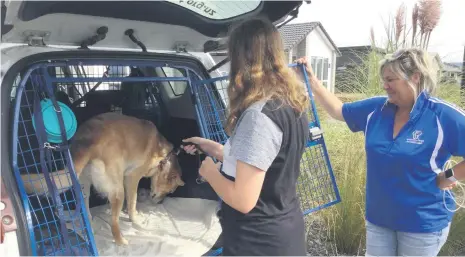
[225, 16, 310, 135]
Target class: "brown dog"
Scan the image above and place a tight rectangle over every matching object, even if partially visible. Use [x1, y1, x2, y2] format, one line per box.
[22, 112, 185, 245]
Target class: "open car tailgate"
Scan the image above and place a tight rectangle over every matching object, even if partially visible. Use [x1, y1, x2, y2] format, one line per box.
[1, 0, 305, 52]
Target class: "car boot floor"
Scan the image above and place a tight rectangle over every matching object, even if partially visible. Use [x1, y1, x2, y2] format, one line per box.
[169, 176, 219, 201]
[64, 196, 222, 256]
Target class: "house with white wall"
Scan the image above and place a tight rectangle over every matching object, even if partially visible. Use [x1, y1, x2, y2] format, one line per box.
[209, 21, 340, 93]
[440, 63, 462, 84]
[278, 22, 340, 93]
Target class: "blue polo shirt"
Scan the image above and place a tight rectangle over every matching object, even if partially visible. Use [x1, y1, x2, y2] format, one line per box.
[342, 90, 465, 233]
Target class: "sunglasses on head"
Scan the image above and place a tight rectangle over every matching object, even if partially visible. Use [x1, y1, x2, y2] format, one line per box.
[384, 49, 408, 61]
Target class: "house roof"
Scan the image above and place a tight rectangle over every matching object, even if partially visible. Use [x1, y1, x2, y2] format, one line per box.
[338, 45, 387, 55]
[277, 22, 340, 55]
[442, 62, 462, 73]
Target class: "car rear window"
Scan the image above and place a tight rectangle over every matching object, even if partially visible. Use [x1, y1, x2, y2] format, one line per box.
[164, 0, 261, 20]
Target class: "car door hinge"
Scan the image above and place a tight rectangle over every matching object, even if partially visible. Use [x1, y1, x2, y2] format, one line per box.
[174, 42, 188, 53]
[23, 30, 50, 47]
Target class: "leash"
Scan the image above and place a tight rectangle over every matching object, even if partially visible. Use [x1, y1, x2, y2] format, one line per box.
[32, 73, 82, 255]
[164, 142, 224, 212]
[180, 142, 223, 210]
[155, 142, 206, 184]
[179, 142, 208, 184]
[442, 159, 465, 212]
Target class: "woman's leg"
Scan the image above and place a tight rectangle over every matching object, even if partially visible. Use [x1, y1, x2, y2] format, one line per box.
[397, 223, 451, 256]
[365, 220, 397, 256]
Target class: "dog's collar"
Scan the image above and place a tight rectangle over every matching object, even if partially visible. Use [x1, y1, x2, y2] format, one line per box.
[158, 146, 182, 169]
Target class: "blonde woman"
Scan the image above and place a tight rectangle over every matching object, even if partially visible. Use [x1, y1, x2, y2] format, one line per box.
[296, 48, 465, 256]
[182, 17, 310, 256]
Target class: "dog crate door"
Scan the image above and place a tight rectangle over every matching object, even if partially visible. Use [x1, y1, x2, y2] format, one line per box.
[192, 63, 341, 216]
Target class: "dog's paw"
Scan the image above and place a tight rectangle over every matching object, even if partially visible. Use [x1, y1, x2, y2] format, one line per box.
[151, 196, 165, 204]
[86, 211, 93, 221]
[130, 213, 144, 225]
[115, 237, 129, 246]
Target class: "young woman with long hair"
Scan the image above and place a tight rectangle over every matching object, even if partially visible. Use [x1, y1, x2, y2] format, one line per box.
[182, 16, 310, 256]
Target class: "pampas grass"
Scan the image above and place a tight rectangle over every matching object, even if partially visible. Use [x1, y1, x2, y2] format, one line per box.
[411, 3, 420, 47]
[395, 3, 406, 49]
[418, 0, 442, 49]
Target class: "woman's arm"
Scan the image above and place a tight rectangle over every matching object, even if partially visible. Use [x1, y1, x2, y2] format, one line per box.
[296, 57, 344, 121]
[437, 160, 465, 189]
[206, 141, 224, 162]
[450, 161, 465, 181]
[436, 103, 465, 189]
[199, 109, 282, 214]
[308, 75, 344, 121]
[453, 161, 465, 180]
[182, 137, 224, 162]
[200, 158, 265, 214]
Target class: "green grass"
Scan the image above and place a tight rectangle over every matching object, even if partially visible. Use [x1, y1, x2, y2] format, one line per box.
[440, 210, 465, 256]
[319, 121, 367, 255]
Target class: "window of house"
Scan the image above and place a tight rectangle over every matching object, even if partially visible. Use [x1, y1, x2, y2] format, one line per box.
[311, 56, 330, 88]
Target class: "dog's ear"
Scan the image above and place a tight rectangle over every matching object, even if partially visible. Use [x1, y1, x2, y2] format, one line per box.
[167, 169, 178, 181]
[158, 159, 168, 171]
[176, 176, 185, 186]
[151, 156, 166, 171]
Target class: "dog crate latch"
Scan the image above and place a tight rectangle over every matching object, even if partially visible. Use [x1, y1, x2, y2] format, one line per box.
[309, 126, 323, 141]
[174, 42, 188, 53]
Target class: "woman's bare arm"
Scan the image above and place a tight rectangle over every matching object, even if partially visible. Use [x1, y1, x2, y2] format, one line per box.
[296, 57, 344, 121]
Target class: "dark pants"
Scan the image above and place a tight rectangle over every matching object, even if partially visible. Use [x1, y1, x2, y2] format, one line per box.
[219, 206, 307, 256]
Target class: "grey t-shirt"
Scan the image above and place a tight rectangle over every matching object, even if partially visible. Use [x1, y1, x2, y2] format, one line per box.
[222, 101, 283, 178]
[219, 98, 309, 256]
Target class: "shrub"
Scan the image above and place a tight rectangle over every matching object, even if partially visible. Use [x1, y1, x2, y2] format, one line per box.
[318, 116, 368, 255]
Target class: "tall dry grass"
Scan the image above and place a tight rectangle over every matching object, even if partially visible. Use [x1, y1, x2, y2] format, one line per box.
[317, 113, 368, 255]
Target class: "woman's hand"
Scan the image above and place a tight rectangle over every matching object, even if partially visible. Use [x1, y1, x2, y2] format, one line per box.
[436, 172, 457, 190]
[295, 56, 316, 80]
[293, 56, 345, 121]
[199, 156, 221, 181]
[182, 137, 224, 161]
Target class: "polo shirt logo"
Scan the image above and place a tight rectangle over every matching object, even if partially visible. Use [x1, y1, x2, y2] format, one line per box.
[406, 130, 424, 145]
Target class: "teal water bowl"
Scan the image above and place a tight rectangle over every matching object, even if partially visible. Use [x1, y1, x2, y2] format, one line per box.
[32, 99, 77, 144]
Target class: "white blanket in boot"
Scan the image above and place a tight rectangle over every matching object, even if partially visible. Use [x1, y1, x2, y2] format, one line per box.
[85, 196, 222, 256]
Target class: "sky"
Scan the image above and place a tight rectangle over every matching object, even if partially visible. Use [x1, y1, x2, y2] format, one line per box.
[290, 0, 465, 63]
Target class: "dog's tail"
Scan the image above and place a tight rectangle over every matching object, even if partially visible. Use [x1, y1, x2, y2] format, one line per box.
[19, 169, 73, 196]
[19, 149, 92, 196]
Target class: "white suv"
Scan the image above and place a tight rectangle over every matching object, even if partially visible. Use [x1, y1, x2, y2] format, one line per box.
[0, 1, 340, 256]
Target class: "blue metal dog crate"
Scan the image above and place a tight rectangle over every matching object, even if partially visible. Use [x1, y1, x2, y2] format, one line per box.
[192, 63, 341, 215]
[193, 63, 341, 256]
[10, 59, 339, 256]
